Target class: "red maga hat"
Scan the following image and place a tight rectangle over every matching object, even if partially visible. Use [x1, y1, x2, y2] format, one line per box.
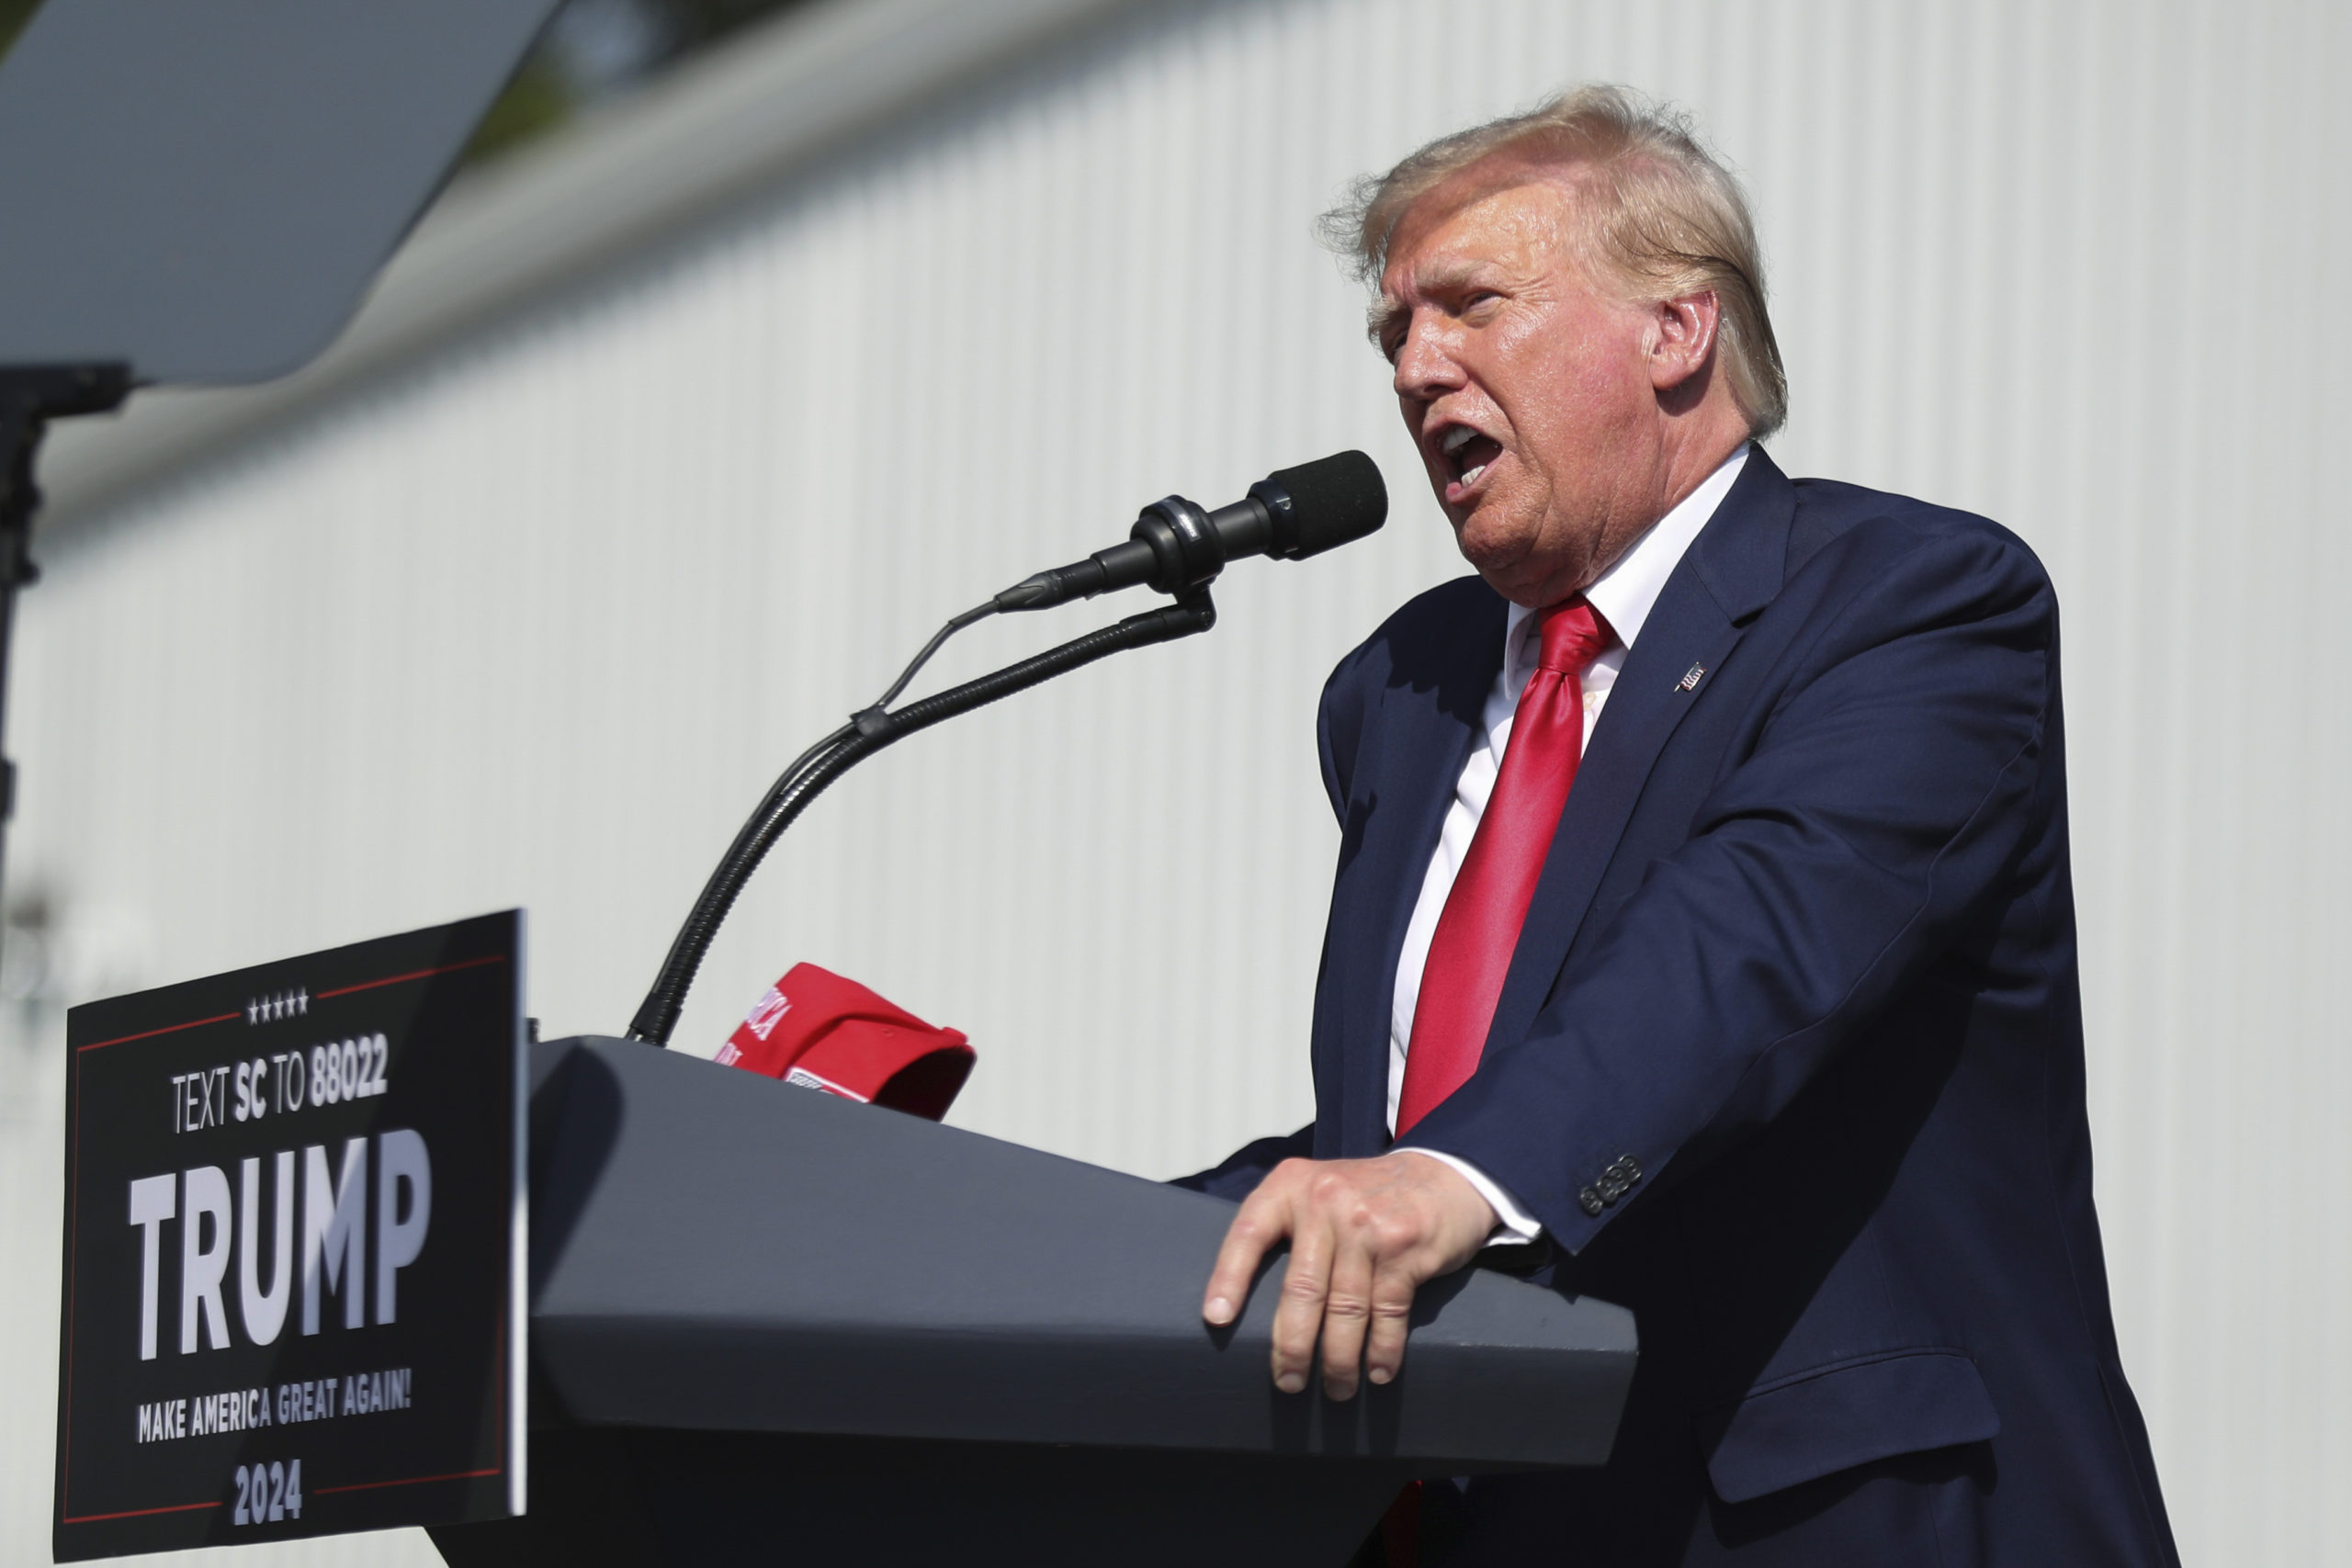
[716, 963, 974, 1122]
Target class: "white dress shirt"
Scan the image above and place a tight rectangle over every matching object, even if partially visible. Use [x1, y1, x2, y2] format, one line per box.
[1391, 445, 1751, 1241]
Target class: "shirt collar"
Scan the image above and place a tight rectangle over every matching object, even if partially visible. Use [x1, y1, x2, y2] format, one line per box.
[1503, 442, 1751, 679]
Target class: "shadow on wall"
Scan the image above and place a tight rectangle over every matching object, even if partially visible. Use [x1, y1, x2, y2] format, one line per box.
[0, 0, 822, 165]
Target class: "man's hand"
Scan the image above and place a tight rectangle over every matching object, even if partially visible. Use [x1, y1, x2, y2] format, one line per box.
[1201, 1152, 1497, 1400]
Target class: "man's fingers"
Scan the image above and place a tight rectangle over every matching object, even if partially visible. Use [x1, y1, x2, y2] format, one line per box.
[1270, 1215, 1334, 1395]
[1363, 1263, 1420, 1387]
[1317, 1241, 1377, 1400]
[1202, 1182, 1292, 1326]
[1199, 1155, 1498, 1398]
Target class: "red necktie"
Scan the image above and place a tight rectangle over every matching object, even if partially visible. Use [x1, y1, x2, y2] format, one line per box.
[1396, 597, 1611, 1134]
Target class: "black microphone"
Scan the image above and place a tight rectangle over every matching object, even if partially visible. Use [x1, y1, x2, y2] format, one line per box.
[993, 449, 1387, 612]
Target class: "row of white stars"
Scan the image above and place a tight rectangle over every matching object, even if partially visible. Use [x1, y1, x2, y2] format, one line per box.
[247, 987, 310, 1024]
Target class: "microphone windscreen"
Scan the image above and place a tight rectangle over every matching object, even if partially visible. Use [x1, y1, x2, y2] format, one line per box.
[1263, 450, 1387, 558]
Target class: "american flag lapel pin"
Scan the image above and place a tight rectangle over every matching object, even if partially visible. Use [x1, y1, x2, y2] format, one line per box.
[1677, 664, 1705, 692]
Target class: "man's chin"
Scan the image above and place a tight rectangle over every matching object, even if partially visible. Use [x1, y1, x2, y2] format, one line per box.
[1460, 543, 1587, 610]
[1460, 556, 1553, 609]
[1453, 513, 1537, 587]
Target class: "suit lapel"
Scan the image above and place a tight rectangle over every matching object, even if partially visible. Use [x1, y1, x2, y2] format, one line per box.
[1482, 450, 1798, 1057]
[1338, 591, 1502, 1156]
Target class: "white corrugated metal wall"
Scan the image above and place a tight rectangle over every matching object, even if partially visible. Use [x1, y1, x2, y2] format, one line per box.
[4, 0, 2346, 1562]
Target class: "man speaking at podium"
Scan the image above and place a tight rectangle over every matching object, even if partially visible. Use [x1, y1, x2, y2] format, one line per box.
[1186, 88, 2177, 1565]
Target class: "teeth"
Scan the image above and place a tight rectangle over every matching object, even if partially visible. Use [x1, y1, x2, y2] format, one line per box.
[1442, 425, 1476, 455]
[1460, 463, 1487, 486]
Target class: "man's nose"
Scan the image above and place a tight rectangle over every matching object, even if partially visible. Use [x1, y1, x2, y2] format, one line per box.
[1392, 319, 1463, 400]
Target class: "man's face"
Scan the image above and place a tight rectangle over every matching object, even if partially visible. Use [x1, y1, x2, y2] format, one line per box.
[1378, 173, 1672, 607]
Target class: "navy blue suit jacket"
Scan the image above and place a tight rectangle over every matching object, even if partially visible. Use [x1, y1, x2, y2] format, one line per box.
[1183, 451, 2178, 1564]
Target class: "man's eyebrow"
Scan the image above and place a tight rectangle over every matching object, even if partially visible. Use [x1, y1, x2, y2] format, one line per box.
[1365, 259, 1498, 345]
[1412, 259, 1492, 295]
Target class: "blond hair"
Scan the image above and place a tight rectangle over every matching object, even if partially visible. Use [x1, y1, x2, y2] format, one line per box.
[1322, 85, 1787, 438]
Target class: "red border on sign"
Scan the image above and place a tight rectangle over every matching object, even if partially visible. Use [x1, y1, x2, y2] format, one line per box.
[78, 1011, 243, 1053]
[61, 1499, 222, 1524]
[313, 1466, 502, 1495]
[316, 954, 505, 999]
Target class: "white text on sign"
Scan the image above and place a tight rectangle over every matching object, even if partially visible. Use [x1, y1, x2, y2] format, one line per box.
[171, 1034, 392, 1133]
[126, 1132, 431, 1359]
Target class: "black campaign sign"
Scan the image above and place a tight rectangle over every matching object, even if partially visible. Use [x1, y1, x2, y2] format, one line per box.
[54, 911, 525, 1561]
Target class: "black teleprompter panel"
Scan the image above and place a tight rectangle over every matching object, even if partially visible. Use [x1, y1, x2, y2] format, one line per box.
[55, 911, 525, 1562]
[0, 0, 560, 383]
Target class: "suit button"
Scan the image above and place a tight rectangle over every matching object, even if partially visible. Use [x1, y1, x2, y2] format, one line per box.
[1578, 1186, 1605, 1216]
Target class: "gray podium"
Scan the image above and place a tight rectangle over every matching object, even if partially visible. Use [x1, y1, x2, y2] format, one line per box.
[429, 1036, 1635, 1565]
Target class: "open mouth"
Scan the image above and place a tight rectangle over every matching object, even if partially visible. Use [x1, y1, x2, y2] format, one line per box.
[1439, 423, 1503, 491]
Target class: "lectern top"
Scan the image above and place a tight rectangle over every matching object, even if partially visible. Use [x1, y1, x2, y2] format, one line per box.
[0, 0, 559, 384]
[528, 1037, 1638, 1471]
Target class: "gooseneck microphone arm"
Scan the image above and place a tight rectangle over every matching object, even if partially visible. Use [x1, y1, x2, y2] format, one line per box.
[623, 449, 1385, 1048]
[624, 589, 1217, 1046]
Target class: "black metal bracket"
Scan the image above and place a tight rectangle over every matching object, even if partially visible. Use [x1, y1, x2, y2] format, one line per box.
[0, 365, 131, 857]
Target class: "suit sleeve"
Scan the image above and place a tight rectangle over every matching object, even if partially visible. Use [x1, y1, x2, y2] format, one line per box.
[1317, 646, 1365, 821]
[1168, 1126, 1316, 1200]
[1167, 652, 1372, 1198]
[1397, 518, 2059, 1251]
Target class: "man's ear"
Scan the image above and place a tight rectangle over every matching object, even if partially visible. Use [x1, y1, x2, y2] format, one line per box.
[1647, 290, 1722, 392]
